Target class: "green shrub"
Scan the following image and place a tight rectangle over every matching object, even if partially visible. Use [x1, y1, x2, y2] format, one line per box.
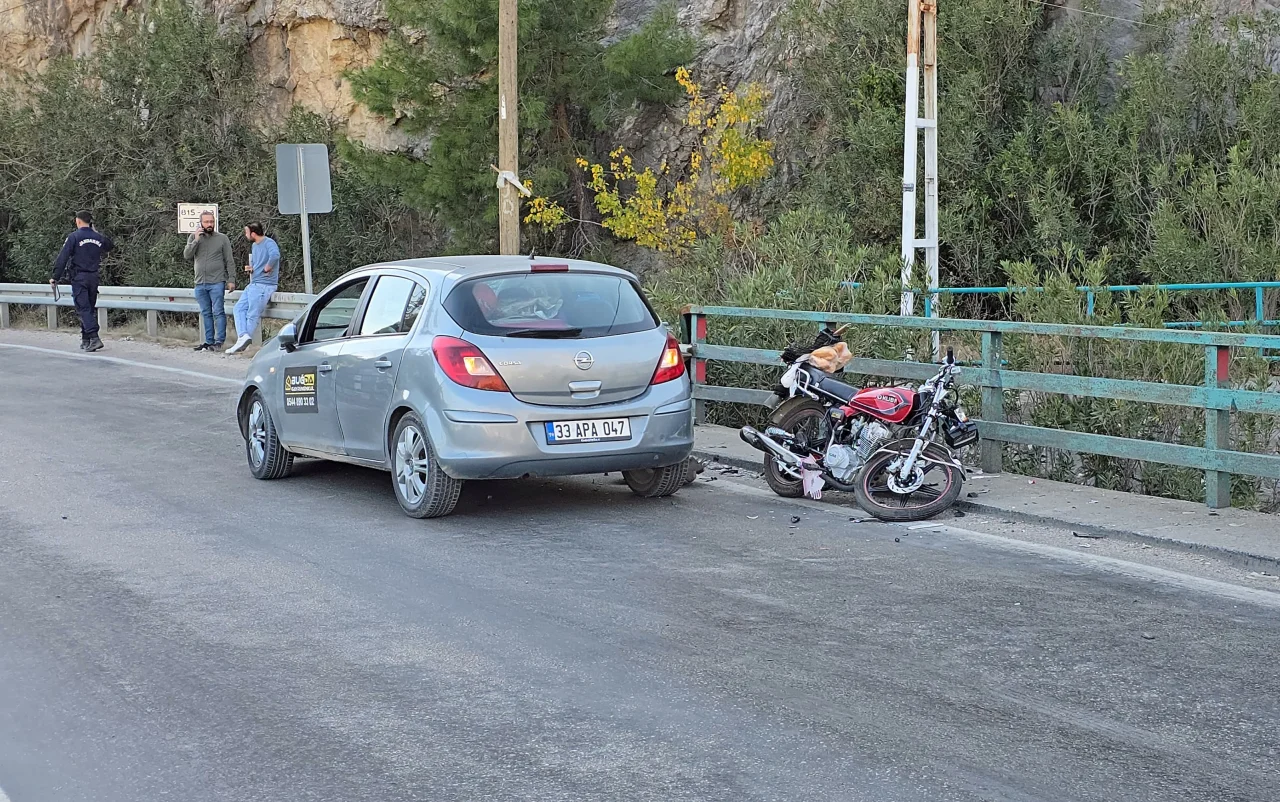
[0, 0, 430, 291]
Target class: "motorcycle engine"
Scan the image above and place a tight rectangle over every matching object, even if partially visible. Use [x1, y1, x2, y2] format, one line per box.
[854, 421, 892, 465]
[824, 421, 894, 484]
[824, 444, 859, 483]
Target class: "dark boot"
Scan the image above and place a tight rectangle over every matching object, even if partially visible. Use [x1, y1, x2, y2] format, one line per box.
[85, 337, 104, 352]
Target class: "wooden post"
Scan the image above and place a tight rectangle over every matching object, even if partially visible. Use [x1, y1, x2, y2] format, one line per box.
[497, 0, 520, 255]
[0, 303, 10, 328]
[980, 330, 1004, 474]
[146, 309, 159, 337]
[1204, 345, 1232, 508]
[47, 305, 58, 330]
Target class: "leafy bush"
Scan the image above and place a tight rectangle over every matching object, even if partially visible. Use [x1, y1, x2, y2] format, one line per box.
[346, 0, 695, 254]
[0, 0, 430, 291]
[785, 0, 1280, 301]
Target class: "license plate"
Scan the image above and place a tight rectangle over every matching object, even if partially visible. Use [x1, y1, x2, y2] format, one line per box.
[545, 418, 632, 444]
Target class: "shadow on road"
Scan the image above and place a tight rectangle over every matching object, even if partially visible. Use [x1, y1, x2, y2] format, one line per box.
[280, 456, 671, 519]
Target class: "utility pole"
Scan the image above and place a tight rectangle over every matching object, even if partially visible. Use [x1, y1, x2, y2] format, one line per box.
[900, 0, 940, 356]
[497, 0, 520, 255]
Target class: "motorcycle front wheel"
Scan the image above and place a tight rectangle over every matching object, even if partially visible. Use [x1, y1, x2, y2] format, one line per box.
[853, 447, 963, 522]
[762, 400, 827, 498]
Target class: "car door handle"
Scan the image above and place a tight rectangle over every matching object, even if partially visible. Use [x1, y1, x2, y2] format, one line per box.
[374, 358, 394, 370]
[318, 362, 333, 374]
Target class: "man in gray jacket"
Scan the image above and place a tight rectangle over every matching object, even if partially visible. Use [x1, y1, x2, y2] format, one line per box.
[183, 211, 236, 350]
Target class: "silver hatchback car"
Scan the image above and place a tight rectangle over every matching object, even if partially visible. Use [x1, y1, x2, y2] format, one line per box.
[236, 256, 694, 517]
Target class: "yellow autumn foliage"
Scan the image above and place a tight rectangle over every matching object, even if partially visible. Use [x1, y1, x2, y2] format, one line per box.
[524, 68, 773, 252]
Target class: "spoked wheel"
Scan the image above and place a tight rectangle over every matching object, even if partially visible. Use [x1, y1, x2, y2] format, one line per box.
[853, 446, 963, 522]
[763, 401, 827, 498]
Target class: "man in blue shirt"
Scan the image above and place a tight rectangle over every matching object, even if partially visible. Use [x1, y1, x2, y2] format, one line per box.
[51, 211, 114, 352]
[226, 222, 281, 354]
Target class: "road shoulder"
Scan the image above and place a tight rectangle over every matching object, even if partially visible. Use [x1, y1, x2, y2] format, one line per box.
[693, 422, 1280, 570]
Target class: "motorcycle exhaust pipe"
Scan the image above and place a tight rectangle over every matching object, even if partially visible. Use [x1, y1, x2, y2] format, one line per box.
[739, 426, 804, 468]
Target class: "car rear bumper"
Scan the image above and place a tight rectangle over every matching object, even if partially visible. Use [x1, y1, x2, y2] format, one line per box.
[426, 394, 694, 480]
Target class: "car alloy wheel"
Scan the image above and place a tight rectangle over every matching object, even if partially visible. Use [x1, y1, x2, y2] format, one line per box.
[395, 424, 431, 506]
[247, 400, 268, 468]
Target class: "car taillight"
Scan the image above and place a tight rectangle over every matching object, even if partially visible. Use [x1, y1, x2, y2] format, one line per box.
[651, 332, 685, 384]
[431, 336, 510, 392]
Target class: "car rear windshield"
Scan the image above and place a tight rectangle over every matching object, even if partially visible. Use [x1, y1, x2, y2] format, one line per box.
[443, 272, 659, 339]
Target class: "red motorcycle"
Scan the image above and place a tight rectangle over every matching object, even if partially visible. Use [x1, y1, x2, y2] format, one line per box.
[740, 327, 979, 522]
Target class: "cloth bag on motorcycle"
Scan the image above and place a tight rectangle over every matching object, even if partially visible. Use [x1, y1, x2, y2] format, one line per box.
[807, 342, 852, 373]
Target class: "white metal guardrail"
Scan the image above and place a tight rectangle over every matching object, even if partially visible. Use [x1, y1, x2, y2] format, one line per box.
[0, 283, 317, 342]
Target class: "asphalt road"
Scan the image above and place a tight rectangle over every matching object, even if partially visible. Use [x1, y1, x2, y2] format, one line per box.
[1, 340, 1278, 802]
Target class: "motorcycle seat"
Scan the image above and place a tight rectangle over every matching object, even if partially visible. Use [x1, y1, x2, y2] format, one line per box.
[804, 365, 858, 402]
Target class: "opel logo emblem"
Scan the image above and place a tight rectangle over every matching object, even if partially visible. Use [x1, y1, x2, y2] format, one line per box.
[574, 351, 594, 370]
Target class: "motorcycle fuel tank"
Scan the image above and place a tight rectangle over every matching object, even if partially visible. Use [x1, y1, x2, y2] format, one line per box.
[844, 387, 916, 423]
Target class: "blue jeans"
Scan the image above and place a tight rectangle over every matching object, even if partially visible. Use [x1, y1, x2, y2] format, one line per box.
[194, 282, 227, 344]
[234, 282, 276, 340]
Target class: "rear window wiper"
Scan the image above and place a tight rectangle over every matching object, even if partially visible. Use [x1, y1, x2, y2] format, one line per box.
[501, 327, 584, 339]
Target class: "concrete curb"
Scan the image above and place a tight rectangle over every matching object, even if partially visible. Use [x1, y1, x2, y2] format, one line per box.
[692, 446, 1280, 571]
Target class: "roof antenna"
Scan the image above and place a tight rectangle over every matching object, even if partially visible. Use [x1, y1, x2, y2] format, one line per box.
[529, 247, 537, 260]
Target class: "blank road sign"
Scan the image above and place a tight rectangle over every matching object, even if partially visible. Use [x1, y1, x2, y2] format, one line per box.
[276, 143, 333, 214]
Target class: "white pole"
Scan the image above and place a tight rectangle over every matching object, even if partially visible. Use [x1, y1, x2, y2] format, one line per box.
[297, 147, 314, 295]
[923, 1, 940, 358]
[900, 0, 922, 317]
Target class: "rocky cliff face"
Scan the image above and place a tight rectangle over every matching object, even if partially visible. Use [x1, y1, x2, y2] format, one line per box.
[6, 0, 1276, 154]
[2, 0, 790, 151]
[2, 0, 402, 146]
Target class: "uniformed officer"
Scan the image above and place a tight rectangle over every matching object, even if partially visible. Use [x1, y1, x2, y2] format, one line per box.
[50, 211, 114, 352]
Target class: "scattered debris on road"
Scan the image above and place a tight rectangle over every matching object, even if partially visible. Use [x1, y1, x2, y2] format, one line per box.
[1073, 531, 1105, 539]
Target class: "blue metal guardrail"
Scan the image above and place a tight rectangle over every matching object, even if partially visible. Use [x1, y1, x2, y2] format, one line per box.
[681, 305, 1280, 510]
[839, 281, 1280, 331]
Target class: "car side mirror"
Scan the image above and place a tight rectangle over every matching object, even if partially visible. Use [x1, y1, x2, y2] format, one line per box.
[278, 322, 298, 352]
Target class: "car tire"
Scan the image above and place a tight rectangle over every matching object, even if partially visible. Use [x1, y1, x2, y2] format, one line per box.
[245, 391, 294, 480]
[623, 460, 690, 498]
[391, 412, 463, 519]
[681, 455, 704, 486]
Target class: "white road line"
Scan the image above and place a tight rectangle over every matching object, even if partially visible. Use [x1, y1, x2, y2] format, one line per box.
[936, 522, 1280, 609]
[0, 342, 241, 386]
[709, 474, 1280, 609]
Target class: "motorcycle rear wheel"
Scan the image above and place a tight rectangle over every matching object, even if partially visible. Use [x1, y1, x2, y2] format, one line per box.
[853, 446, 963, 522]
[763, 400, 827, 498]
